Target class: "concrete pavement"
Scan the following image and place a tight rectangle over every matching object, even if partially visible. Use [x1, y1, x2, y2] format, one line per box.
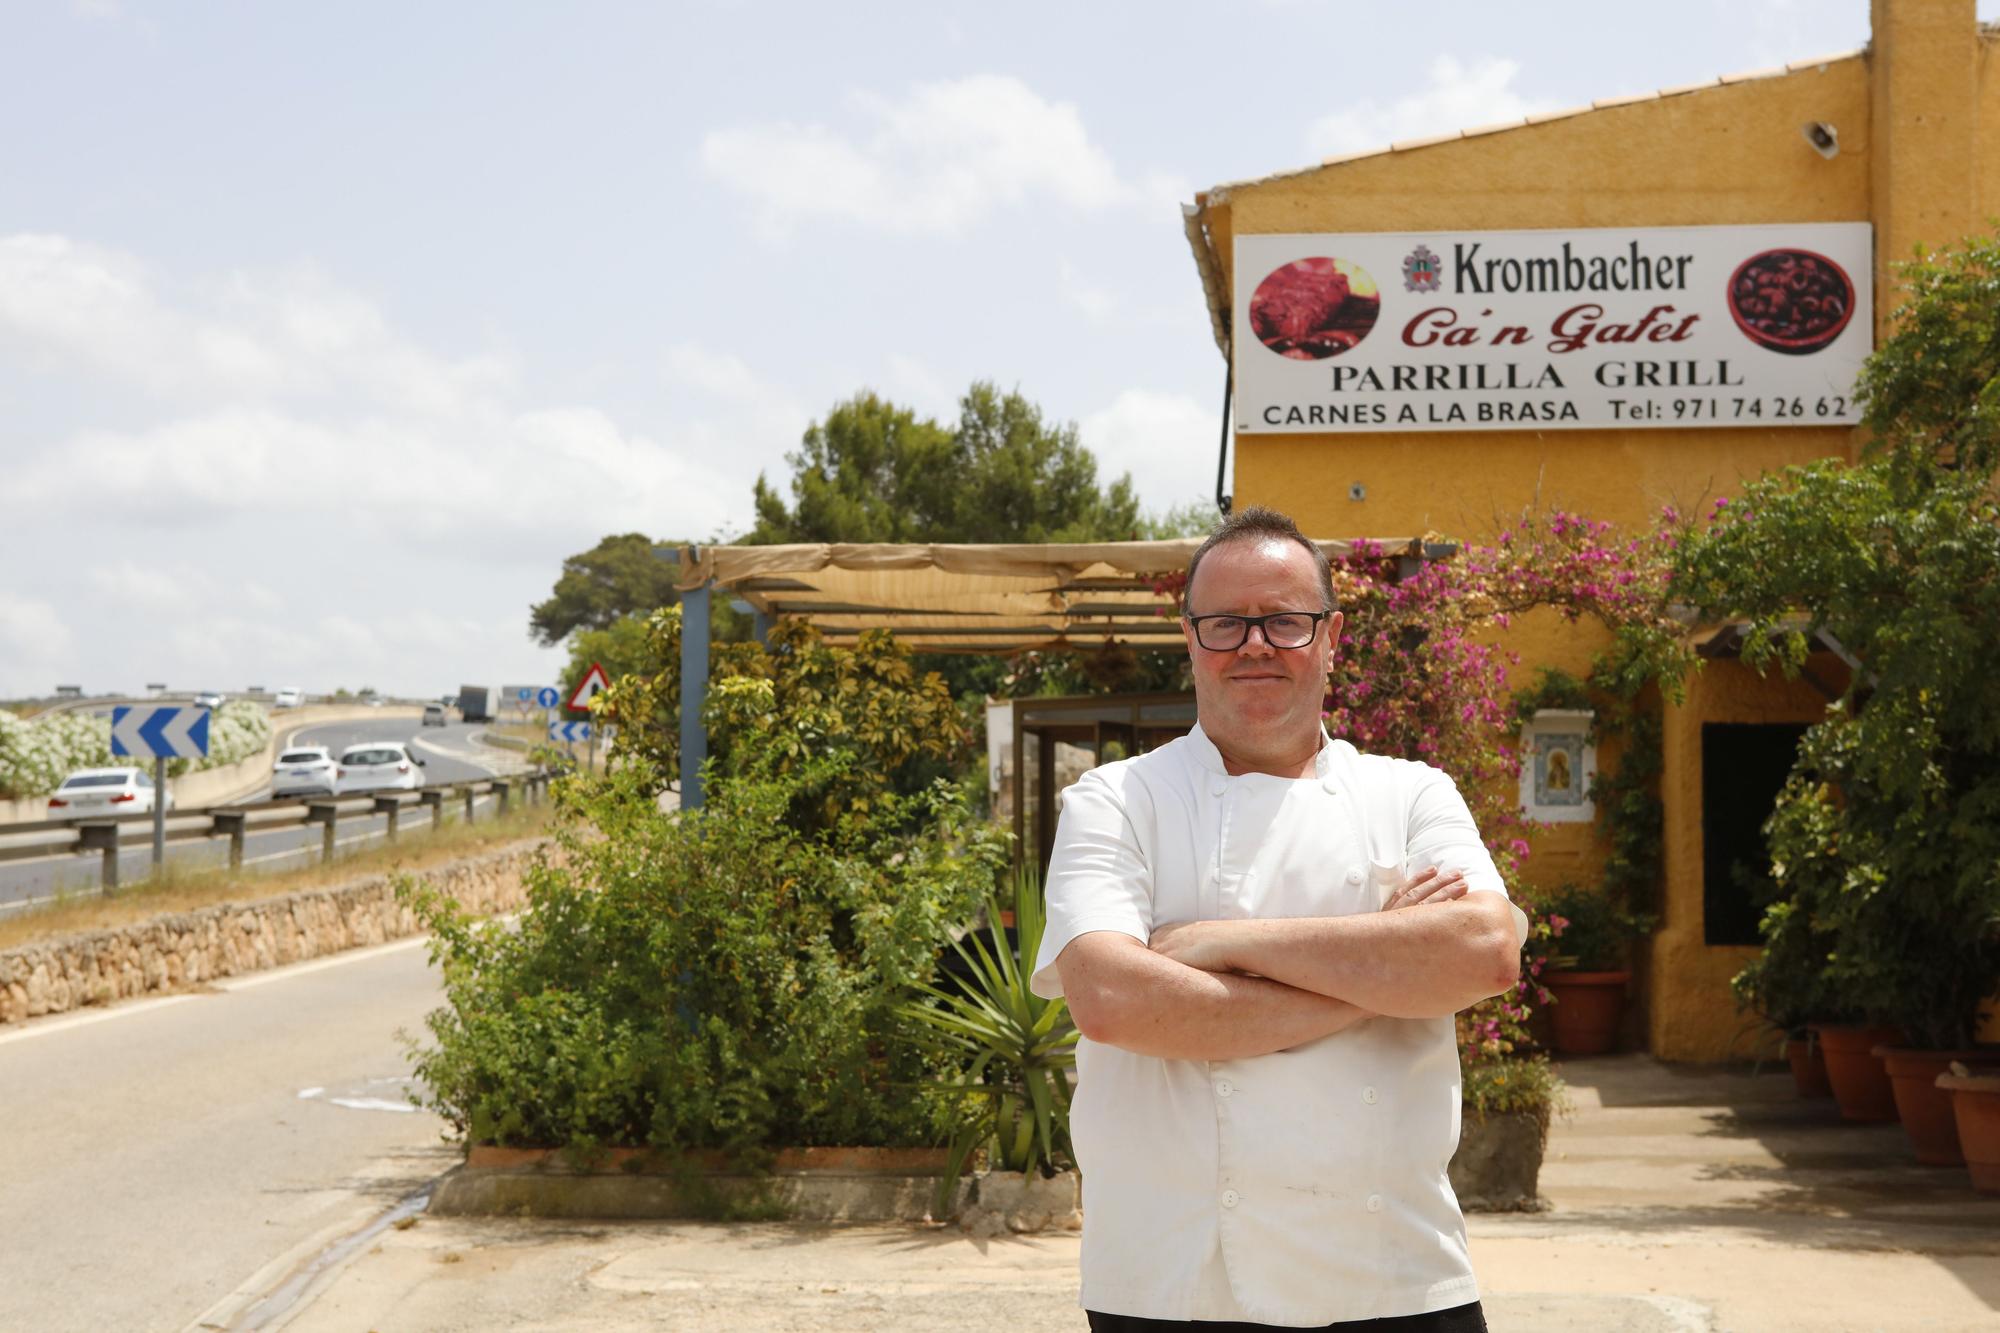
[0, 936, 457, 1332]
[266, 1055, 2000, 1331]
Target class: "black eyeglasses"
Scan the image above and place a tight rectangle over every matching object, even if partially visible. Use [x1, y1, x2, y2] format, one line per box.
[1183, 611, 1329, 652]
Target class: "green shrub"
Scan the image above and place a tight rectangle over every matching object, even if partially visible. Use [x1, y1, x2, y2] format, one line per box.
[597, 607, 968, 814]
[902, 869, 1078, 1208]
[402, 752, 1009, 1157]
[1534, 882, 1654, 973]
[1675, 234, 2000, 1050]
[1460, 1050, 1568, 1126]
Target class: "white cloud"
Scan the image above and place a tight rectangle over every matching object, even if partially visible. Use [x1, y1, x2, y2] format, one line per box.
[665, 343, 767, 403]
[1059, 260, 1117, 322]
[700, 75, 1170, 235]
[1306, 56, 1561, 159]
[0, 234, 781, 695]
[86, 561, 204, 612]
[1078, 389, 1218, 514]
[14, 403, 739, 547]
[0, 234, 511, 414]
[0, 593, 75, 676]
[881, 353, 960, 422]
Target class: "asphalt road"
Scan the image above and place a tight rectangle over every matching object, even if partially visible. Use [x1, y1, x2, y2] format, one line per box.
[0, 718, 512, 910]
[0, 937, 459, 1333]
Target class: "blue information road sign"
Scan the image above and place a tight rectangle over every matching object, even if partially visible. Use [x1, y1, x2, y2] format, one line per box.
[548, 721, 592, 743]
[535, 687, 561, 709]
[111, 705, 211, 759]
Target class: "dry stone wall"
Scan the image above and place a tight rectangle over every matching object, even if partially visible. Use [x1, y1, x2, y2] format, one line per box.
[0, 839, 548, 1026]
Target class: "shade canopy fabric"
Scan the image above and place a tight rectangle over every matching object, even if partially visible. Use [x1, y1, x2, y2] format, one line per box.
[675, 538, 1424, 652]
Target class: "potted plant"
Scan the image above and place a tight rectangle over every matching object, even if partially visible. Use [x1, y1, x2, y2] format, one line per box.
[1937, 1062, 2000, 1194]
[902, 870, 1081, 1232]
[1731, 899, 1839, 1099]
[1452, 1051, 1567, 1211]
[1536, 883, 1652, 1056]
[1670, 236, 2000, 1155]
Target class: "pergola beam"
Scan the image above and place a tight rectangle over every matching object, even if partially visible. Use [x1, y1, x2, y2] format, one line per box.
[679, 582, 710, 809]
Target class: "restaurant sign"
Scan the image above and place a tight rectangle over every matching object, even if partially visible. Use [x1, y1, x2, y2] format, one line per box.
[1233, 223, 1873, 433]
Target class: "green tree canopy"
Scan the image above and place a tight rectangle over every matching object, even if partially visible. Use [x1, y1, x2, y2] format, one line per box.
[749, 383, 1144, 545]
[1674, 232, 2000, 1050]
[529, 533, 685, 647]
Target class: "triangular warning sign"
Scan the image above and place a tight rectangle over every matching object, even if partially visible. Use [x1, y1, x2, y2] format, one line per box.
[567, 662, 613, 712]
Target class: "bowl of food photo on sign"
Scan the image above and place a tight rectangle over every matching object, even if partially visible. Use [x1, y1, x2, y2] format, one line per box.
[1725, 248, 1856, 355]
[1249, 257, 1382, 359]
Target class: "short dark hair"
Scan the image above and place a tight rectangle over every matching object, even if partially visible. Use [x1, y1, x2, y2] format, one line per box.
[1184, 506, 1335, 612]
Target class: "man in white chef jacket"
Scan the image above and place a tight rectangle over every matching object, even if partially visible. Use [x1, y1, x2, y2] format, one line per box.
[1031, 505, 1526, 1332]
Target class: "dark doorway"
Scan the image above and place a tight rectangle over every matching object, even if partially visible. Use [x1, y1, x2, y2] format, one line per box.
[1701, 723, 1809, 946]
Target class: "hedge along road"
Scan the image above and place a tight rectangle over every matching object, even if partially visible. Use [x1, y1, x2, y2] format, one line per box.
[0, 717, 513, 911]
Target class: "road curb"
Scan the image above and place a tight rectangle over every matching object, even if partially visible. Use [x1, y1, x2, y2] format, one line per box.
[429, 1148, 970, 1223]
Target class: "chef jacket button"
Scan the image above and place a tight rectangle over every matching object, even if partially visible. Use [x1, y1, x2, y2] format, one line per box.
[1215, 1079, 1234, 1098]
[1222, 1189, 1240, 1208]
[1210, 780, 1226, 797]
[1345, 868, 1362, 885]
[1366, 1194, 1383, 1213]
[1362, 1086, 1379, 1105]
[1322, 779, 1339, 794]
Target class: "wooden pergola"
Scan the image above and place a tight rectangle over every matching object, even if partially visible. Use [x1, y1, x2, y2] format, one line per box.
[669, 536, 1430, 807]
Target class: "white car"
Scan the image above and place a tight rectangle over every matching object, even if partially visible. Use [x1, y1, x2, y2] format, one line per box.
[272, 746, 338, 798]
[335, 742, 425, 795]
[193, 690, 225, 710]
[273, 687, 304, 709]
[421, 703, 447, 727]
[47, 767, 172, 820]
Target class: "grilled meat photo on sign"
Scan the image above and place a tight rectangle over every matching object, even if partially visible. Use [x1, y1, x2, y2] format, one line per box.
[1726, 248, 1855, 355]
[1250, 257, 1382, 359]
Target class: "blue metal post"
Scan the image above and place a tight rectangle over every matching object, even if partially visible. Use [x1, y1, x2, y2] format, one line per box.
[752, 609, 773, 646]
[680, 582, 711, 809]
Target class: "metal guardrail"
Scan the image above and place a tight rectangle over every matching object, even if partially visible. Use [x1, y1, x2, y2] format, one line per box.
[0, 770, 554, 893]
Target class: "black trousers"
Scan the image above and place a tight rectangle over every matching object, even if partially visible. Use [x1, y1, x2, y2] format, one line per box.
[1086, 1300, 1487, 1332]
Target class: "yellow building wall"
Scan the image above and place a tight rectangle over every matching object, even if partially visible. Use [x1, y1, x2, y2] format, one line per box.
[1651, 660, 1837, 1061]
[1204, 2, 1997, 1059]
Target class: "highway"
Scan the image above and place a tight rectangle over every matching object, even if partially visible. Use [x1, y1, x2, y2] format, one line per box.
[0, 936, 459, 1332]
[0, 717, 518, 911]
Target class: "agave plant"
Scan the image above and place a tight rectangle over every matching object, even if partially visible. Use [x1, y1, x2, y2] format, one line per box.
[902, 868, 1079, 1213]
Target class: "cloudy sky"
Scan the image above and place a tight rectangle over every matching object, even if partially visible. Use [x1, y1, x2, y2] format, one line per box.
[0, 0, 1972, 696]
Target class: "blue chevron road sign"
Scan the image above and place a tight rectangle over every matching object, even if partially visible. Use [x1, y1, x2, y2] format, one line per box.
[110, 705, 211, 759]
[548, 721, 592, 743]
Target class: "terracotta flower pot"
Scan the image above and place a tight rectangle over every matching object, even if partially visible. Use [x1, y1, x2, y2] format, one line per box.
[1937, 1068, 2000, 1194]
[1544, 971, 1629, 1056]
[1811, 1024, 1903, 1122]
[1785, 1033, 1833, 1099]
[1876, 1047, 2000, 1165]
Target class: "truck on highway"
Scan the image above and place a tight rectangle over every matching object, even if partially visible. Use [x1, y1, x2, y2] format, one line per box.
[457, 684, 500, 722]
